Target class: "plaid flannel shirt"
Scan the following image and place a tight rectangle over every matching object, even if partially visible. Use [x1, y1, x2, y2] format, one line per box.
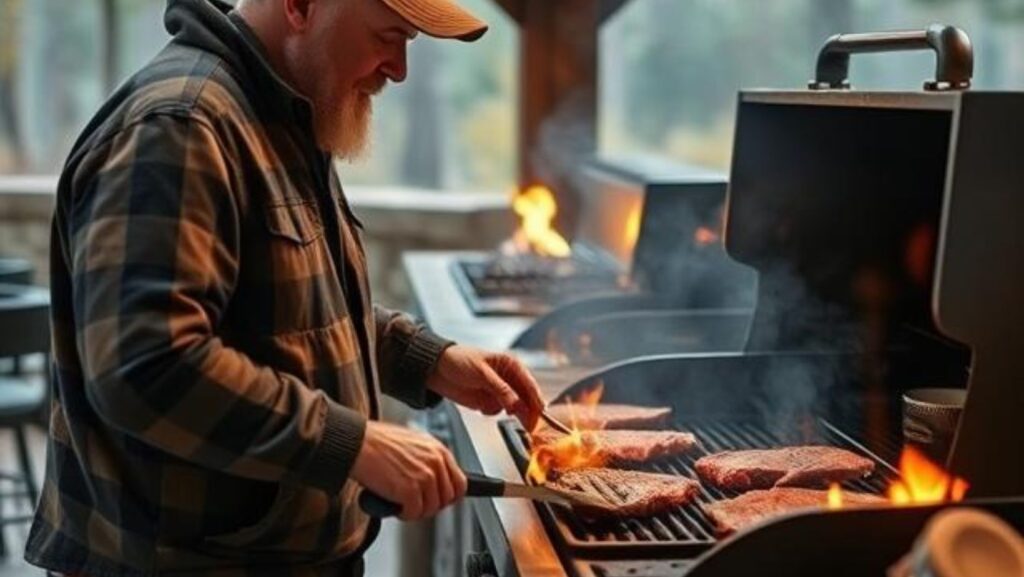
[26, 1, 452, 575]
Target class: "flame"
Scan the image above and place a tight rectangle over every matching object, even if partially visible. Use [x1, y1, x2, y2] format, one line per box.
[887, 446, 969, 505]
[827, 483, 843, 509]
[694, 226, 719, 246]
[577, 381, 604, 409]
[526, 382, 606, 484]
[511, 186, 571, 257]
[624, 204, 642, 252]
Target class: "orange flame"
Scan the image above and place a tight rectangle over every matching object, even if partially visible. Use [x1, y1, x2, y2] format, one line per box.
[624, 204, 642, 252]
[887, 446, 969, 505]
[827, 483, 843, 509]
[526, 382, 606, 484]
[511, 186, 571, 257]
[577, 381, 604, 409]
[694, 226, 719, 246]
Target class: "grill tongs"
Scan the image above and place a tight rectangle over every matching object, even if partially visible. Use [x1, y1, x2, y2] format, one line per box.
[360, 471, 611, 518]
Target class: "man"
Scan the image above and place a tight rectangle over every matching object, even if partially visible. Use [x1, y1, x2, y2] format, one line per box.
[26, 0, 544, 575]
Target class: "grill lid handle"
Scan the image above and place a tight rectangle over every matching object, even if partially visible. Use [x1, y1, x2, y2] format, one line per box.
[809, 24, 973, 91]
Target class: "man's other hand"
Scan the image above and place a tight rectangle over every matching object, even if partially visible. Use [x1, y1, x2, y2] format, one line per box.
[350, 421, 467, 521]
[426, 345, 544, 430]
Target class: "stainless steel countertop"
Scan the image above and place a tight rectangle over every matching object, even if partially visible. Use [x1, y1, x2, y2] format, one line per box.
[403, 251, 590, 577]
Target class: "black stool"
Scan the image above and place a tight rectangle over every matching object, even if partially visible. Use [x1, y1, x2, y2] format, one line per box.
[0, 258, 35, 376]
[0, 259, 33, 285]
[0, 283, 50, 556]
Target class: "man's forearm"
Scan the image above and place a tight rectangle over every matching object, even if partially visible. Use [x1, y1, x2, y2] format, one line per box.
[373, 306, 453, 408]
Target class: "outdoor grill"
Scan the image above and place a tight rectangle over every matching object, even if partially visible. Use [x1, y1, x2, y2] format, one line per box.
[451, 157, 754, 320]
[482, 25, 1024, 576]
[505, 158, 757, 363]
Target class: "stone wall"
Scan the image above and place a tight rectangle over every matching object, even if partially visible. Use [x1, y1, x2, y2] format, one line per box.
[0, 177, 56, 286]
[0, 178, 515, 309]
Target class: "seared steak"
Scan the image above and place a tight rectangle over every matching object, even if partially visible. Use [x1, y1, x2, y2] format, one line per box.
[704, 487, 886, 535]
[545, 404, 672, 430]
[548, 468, 701, 518]
[533, 430, 698, 465]
[695, 446, 875, 491]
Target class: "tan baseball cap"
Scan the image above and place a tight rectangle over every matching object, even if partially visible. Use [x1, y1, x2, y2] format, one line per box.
[379, 0, 488, 41]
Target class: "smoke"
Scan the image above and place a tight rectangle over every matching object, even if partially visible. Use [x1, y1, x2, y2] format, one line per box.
[530, 89, 598, 236]
[744, 260, 872, 434]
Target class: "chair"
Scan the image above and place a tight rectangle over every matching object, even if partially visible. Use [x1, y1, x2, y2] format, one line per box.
[0, 258, 35, 376]
[0, 283, 50, 556]
[0, 258, 33, 285]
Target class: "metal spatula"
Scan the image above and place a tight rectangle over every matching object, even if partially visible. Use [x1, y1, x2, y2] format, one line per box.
[538, 408, 574, 435]
[360, 471, 611, 518]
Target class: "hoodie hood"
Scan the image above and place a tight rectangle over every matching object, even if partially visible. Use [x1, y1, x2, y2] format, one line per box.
[164, 0, 312, 121]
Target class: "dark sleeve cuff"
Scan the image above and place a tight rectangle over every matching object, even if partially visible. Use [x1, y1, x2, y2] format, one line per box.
[396, 329, 454, 409]
[302, 402, 367, 493]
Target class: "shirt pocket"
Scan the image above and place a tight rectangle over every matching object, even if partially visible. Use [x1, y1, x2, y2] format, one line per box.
[250, 197, 346, 334]
[264, 198, 324, 245]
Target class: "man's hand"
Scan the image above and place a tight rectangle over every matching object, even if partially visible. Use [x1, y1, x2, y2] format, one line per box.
[350, 421, 467, 521]
[427, 345, 545, 430]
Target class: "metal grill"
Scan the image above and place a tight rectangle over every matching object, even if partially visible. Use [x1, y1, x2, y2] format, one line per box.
[450, 249, 625, 316]
[498, 417, 899, 557]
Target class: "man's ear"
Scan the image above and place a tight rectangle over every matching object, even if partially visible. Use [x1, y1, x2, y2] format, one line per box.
[282, 0, 317, 31]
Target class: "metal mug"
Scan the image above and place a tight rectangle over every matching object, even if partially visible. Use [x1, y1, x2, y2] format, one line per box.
[902, 388, 966, 464]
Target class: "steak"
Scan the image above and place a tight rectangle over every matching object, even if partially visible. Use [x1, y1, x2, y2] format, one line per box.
[545, 403, 672, 430]
[548, 468, 701, 518]
[695, 446, 875, 491]
[532, 430, 698, 465]
[704, 487, 886, 535]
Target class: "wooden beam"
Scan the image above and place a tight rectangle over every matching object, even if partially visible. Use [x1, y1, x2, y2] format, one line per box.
[518, 0, 601, 233]
[491, 0, 525, 24]
[496, 0, 638, 232]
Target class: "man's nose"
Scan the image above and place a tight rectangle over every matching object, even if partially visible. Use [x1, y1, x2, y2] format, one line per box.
[380, 44, 408, 83]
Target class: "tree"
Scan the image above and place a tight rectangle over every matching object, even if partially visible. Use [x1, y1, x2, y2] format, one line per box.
[0, 0, 25, 171]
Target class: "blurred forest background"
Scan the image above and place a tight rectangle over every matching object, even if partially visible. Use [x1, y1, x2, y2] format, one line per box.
[1, 0, 1023, 191]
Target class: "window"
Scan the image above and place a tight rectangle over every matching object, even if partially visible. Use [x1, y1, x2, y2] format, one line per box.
[600, 0, 1024, 170]
[0, 0, 104, 174]
[0, 0, 518, 194]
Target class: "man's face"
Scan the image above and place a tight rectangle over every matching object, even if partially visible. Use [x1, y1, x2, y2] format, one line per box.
[285, 0, 417, 158]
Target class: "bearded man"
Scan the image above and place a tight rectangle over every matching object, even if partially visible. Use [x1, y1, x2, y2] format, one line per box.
[27, 0, 543, 575]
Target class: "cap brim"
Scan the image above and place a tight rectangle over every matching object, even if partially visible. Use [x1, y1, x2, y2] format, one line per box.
[379, 0, 489, 42]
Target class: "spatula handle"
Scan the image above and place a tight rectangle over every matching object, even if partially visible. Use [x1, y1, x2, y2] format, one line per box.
[359, 472, 504, 517]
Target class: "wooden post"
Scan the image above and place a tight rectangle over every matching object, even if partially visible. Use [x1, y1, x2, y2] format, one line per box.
[493, 0, 629, 234]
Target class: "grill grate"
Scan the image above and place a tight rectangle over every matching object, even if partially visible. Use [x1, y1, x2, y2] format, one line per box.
[456, 255, 622, 299]
[498, 416, 899, 557]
